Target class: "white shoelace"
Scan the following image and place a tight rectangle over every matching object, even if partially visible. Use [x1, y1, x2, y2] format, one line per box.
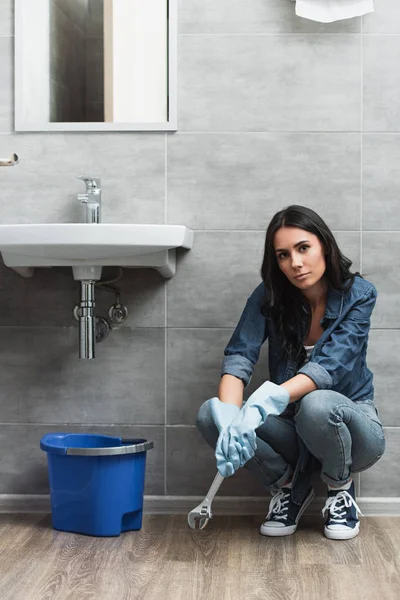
[267, 489, 290, 521]
[322, 490, 364, 523]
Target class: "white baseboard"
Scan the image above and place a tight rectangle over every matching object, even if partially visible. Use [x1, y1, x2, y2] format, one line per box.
[0, 495, 400, 516]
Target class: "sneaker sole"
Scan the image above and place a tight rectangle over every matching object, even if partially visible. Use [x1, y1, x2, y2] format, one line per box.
[260, 488, 315, 537]
[324, 522, 360, 540]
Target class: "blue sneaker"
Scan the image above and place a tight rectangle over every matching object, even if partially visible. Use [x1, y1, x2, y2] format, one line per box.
[260, 485, 315, 537]
[322, 480, 363, 540]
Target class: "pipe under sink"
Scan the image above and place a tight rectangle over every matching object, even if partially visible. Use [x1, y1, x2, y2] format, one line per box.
[78, 281, 96, 359]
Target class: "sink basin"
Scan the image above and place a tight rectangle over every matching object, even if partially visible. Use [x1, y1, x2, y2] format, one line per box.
[0, 224, 194, 279]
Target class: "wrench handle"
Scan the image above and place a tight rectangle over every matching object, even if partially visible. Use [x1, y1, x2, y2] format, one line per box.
[204, 471, 225, 503]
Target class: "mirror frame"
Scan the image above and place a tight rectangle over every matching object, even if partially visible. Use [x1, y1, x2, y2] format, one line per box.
[14, 0, 177, 132]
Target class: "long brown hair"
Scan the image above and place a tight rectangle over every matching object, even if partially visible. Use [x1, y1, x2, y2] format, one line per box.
[261, 205, 361, 367]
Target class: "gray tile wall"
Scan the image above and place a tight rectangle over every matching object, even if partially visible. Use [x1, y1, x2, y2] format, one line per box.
[0, 0, 399, 500]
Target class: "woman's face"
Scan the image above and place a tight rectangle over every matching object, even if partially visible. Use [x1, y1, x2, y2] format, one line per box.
[273, 226, 327, 289]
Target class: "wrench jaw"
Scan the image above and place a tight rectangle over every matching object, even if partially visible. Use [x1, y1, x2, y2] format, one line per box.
[198, 517, 210, 530]
[188, 471, 224, 530]
[188, 504, 212, 530]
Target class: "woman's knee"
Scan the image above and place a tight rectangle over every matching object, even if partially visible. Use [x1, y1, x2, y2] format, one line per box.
[295, 389, 345, 429]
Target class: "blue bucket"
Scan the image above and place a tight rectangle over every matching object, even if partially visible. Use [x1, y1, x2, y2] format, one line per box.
[40, 433, 153, 537]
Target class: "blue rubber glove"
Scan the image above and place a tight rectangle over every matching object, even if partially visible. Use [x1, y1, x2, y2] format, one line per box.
[209, 397, 240, 477]
[225, 381, 291, 470]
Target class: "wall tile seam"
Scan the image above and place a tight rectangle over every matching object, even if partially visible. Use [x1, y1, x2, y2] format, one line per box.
[0, 33, 394, 39]
[178, 33, 400, 36]
[164, 134, 168, 224]
[166, 328, 399, 331]
[10, 33, 398, 40]
[0, 422, 167, 427]
[5, 29, 399, 40]
[162, 424, 398, 430]
[178, 33, 363, 37]
[0, 423, 398, 429]
[361, 33, 400, 37]
[3, 131, 400, 136]
[0, 326, 167, 330]
[172, 130, 400, 134]
[359, 130, 400, 133]
[0, 229, 398, 234]
[164, 127, 168, 495]
[360, 14, 364, 275]
[166, 425, 199, 428]
[171, 130, 370, 134]
[0, 326, 397, 331]
[170, 130, 400, 134]
[188, 230, 399, 233]
[168, 132, 400, 135]
[379, 427, 400, 430]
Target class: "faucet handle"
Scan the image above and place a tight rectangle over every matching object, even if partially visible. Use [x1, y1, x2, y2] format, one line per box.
[77, 176, 101, 193]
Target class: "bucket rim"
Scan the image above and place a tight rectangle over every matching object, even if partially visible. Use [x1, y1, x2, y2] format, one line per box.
[65, 440, 154, 456]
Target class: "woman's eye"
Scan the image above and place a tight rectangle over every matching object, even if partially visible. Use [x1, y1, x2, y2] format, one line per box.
[278, 245, 309, 259]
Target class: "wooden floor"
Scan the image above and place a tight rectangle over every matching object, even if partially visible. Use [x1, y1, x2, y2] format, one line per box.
[0, 513, 399, 600]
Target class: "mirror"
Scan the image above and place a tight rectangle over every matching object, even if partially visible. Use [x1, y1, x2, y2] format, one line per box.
[15, 0, 177, 131]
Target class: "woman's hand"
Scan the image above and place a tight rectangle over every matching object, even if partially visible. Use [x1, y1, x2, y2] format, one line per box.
[224, 381, 291, 470]
[209, 397, 241, 477]
[224, 408, 260, 470]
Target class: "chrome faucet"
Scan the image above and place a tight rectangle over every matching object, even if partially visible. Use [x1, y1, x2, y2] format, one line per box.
[77, 176, 101, 223]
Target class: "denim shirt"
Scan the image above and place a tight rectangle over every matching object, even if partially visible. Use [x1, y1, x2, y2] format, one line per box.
[221, 274, 378, 403]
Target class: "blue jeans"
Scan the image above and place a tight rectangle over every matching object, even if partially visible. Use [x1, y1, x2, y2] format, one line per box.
[196, 390, 386, 490]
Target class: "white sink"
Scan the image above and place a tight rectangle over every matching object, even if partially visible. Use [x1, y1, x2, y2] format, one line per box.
[0, 224, 194, 279]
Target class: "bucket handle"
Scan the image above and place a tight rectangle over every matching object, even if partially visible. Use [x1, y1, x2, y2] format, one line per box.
[66, 440, 154, 456]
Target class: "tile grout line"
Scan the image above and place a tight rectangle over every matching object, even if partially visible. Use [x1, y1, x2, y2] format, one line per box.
[4, 33, 400, 38]
[164, 134, 168, 224]
[0, 326, 397, 331]
[188, 229, 398, 233]
[0, 229, 397, 234]
[358, 17, 364, 500]
[2, 132, 400, 136]
[178, 33, 400, 36]
[146, 131, 399, 135]
[178, 33, 364, 37]
[164, 133, 168, 496]
[360, 17, 364, 277]
[0, 423, 185, 427]
[164, 322, 168, 495]
[0, 423, 397, 429]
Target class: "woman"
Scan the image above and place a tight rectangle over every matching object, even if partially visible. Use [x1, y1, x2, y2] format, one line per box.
[196, 205, 385, 540]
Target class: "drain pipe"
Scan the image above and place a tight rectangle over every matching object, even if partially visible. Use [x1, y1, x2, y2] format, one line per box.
[78, 280, 96, 359]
